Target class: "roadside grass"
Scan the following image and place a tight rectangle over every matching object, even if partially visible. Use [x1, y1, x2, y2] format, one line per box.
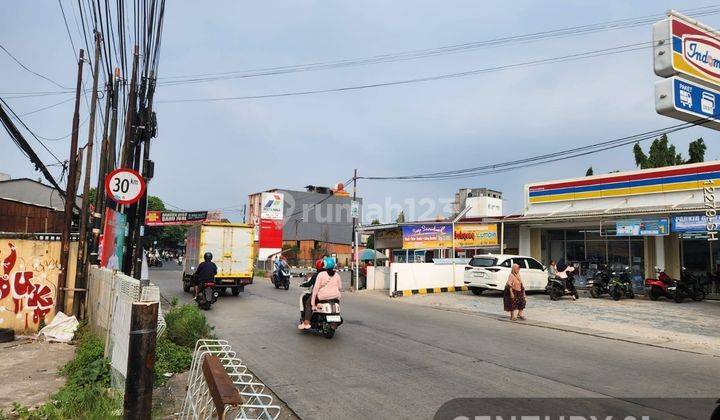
[6, 304, 213, 418]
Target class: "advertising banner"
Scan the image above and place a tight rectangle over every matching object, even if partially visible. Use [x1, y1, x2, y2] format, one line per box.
[259, 218, 283, 249]
[145, 211, 208, 226]
[402, 224, 452, 249]
[99, 208, 126, 270]
[671, 214, 720, 232]
[454, 224, 499, 247]
[616, 219, 669, 236]
[260, 192, 284, 220]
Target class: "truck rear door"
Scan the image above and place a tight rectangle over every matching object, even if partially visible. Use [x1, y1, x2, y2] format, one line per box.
[228, 226, 253, 277]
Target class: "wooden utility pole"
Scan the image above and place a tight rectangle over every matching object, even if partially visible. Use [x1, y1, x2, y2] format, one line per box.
[97, 71, 121, 234]
[57, 49, 85, 314]
[351, 169, 358, 291]
[123, 301, 158, 420]
[121, 46, 140, 275]
[74, 33, 102, 317]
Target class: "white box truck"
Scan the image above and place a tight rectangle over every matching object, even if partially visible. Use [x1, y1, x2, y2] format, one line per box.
[182, 222, 255, 295]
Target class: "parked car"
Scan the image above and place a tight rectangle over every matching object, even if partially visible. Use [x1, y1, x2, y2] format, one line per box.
[463, 254, 548, 295]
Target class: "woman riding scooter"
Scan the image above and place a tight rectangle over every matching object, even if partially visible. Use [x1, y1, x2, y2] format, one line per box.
[298, 257, 341, 330]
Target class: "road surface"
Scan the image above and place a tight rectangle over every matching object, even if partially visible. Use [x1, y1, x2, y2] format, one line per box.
[152, 265, 720, 419]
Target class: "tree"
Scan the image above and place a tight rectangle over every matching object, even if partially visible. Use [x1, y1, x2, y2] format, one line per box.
[585, 166, 594, 176]
[365, 219, 381, 249]
[144, 195, 188, 249]
[633, 134, 704, 169]
[396, 211, 405, 223]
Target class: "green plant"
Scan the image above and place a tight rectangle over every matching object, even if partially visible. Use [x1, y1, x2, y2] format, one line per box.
[170, 296, 179, 307]
[154, 337, 192, 386]
[164, 304, 214, 348]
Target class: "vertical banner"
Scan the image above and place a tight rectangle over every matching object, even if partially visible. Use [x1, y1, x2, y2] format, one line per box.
[258, 192, 285, 259]
[259, 219, 283, 249]
[100, 208, 127, 270]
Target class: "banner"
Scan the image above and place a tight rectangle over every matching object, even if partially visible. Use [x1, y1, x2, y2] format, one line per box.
[145, 211, 208, 226]
[99, 208, 126, 270]
[402, 224, 452, 249]
[616, 219, 669, 236]
[671, 214, 720, 233]
[454, 224, 498, 247]
[261, 192, 284, 220]
[259, 218, 283, 249]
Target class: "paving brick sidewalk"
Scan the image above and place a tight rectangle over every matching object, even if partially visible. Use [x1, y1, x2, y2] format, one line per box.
[396, 290, 720, 356]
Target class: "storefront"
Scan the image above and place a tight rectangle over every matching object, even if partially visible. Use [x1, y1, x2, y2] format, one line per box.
[503, 161, 720, 298]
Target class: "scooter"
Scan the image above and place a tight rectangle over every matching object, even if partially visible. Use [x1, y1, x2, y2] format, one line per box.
[195, 278, 219, 310]
[273, 265, 291, 290]
[646, 267, 704, 303]
[177, 255, 183, 266]
[299, 287, 343, 339]
[547, 266, 579, 300]
[608, 268, 635, 301]
[587, 268, 611, 298]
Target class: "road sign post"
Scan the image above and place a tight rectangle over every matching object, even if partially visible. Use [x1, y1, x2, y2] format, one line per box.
[105, 168, 146, 206]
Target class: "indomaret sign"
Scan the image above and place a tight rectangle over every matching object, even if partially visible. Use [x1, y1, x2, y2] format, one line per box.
[654, 10, 720, 129]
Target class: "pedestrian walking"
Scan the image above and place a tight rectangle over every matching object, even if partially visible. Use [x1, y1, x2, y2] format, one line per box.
[503, 263, 526, 321]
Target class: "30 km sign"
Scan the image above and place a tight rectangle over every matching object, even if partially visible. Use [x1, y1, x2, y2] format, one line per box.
[105, 168, 146, 205]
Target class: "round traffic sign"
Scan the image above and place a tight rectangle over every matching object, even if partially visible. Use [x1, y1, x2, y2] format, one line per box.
[105, 168, 146, 205]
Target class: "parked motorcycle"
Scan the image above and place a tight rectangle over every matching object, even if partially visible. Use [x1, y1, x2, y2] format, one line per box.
[645, 267, 704, 303]
[273, 265, 291, 290]
[608, 268, 635, 301]
[547, 264, 579, 301]
[299, 287, 343, 339]
[195, 277, 219, 310]
[587, 268, 611, 298]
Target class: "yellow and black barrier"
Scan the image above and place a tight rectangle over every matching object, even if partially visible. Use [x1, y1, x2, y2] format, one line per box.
[393, 286, 469, 297]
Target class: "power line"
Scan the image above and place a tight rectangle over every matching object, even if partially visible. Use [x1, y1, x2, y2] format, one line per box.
[157, 4, 720, 86]
[0, 44, 69, 89]
[158, 41, 650, 103]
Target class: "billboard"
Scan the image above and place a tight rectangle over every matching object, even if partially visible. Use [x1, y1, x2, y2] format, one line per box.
[616, 219, 669, 236]
[145, 211, 208, 226]
[654, 13, 720, 88]
[454, 224, 499, 247]
[259, 218, 283, 249]
[402, 224, 452, 249]
[99, 208, 126, 270]
[671, 214, 720, 233]
[261, 192, 284, 220]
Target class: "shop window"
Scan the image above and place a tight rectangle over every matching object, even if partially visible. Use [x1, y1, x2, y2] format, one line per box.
[549, 240, 564, 263]
[565, 230, 584, 241]
[608, 240, 630, 271]
[547, 230, 564, 241]
[566, 241, 585, 262]
[586, 240, 606, 265]
[682, 239, 711, 275]
[584, 229, 603, 241]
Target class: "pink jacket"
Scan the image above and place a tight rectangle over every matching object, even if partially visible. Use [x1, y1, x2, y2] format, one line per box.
[311, 271, 342, 306]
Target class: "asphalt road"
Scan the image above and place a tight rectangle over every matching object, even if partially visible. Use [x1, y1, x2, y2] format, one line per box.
[151, 265, 720, 419]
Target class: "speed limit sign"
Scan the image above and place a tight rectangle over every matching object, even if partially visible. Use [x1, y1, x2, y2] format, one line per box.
[105, 168, 146, 205]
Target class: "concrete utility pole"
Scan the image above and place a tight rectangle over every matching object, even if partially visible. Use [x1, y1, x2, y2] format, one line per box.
[121, 46, 140, 276]
[123, 301, 159, 419]
[97, 71, 121, 235]
[57, 49, 85, 314]
[351, 169, 359, 291]
[74, 33, 102, 317]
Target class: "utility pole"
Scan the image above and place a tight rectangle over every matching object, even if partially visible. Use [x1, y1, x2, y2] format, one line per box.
[351, 169, 358, 291]
[123, 301, 158, 419]
[91, 78, 113, 259]
[57, 49, 85, 314]
[74, 33, 102, 317]
[121, 46, 140, 276]
[98, 70, 121, 234]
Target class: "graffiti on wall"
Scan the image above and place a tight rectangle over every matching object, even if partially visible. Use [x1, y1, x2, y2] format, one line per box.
[0, 242, 57, 330]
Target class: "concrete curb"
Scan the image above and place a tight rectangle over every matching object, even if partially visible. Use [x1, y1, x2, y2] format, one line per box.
[394, 286, 470, 297]
[394, 297, 720, 358]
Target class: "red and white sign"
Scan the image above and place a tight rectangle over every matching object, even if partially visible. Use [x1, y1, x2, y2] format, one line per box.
[259, 218, 283, 249]
[105, 168, 146, 205]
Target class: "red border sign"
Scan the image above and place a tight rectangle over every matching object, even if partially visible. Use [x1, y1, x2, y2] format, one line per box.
[104, 168, 146, 205]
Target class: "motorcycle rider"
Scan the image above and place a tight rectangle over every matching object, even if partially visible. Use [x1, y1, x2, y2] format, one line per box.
[555, 259, 577, 300]
[194, 252, 218, 298]
[299, 256, 341, 330]
[273, 255, 288, 285]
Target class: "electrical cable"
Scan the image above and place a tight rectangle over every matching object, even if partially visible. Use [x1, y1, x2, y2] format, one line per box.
[0, 44, 69, 89]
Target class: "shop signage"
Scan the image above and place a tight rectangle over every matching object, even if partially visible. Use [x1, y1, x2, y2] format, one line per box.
[99, 208, 126, 270]
[454, 224, 499, 247]
[616, 219, 669, 236]
[402, 224, 452, 249]
[655, 76, 720, 130]
[672, 214, 720, 233]
[259, 218, 283, 249]
[654, 13, 720, 87]
[145, 211, 208, 226]
[376, 228, 403, 249]
[260, 192, 284, 220]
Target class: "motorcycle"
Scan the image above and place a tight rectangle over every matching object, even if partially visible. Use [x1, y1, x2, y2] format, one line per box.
[587, 268, 611, 298]
[645, 267, 705, 303]
[148, 257, 163, 267]
[195, 277, 219, 310]
[177, 255, 183, 266]
[299, 287, 343, 339]
[273, 265, 291, 290]
[608, 268, 635, 301]
[547, 265, 579, 301]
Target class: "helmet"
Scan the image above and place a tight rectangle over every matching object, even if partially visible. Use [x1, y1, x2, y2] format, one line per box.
[323, 256, 336, 270]
[204, 252, 213, 261]
[315, 259, 324, 271]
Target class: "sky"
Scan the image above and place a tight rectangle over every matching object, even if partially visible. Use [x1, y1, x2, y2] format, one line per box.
[2, 1, 720, 223]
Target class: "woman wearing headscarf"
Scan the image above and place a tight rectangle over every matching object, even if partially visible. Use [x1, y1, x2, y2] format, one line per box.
[503, 263, 526, 321]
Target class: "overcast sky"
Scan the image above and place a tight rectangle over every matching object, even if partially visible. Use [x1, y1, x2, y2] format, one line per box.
[2, 1, 720, 223]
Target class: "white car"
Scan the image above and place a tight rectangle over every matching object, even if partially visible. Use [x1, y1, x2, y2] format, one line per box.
[463, 254, 548, 295]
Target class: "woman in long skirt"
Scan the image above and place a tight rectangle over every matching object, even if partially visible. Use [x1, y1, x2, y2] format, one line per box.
[503, 263, 526, 320]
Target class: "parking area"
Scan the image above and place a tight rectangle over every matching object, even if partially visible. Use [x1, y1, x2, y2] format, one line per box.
[397, 290, 720, 356]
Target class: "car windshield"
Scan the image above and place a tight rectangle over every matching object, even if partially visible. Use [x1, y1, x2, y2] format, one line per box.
[469, 257, 497, 267]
